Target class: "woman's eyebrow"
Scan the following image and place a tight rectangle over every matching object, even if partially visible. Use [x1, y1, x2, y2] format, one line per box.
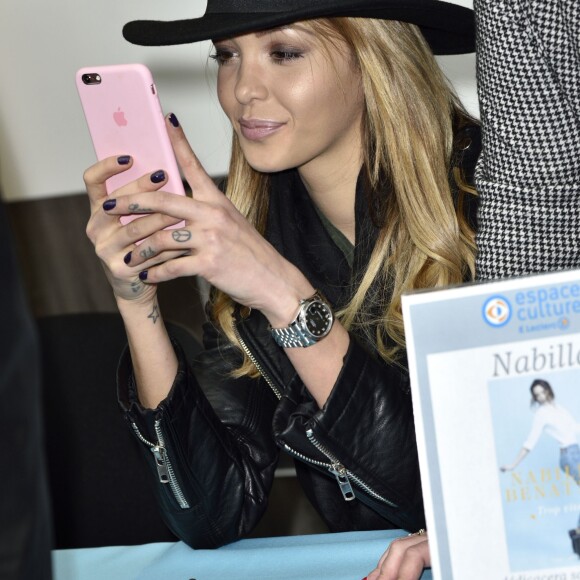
[212, 24, 315, 43]
[255, 26, 287, 37]
[255, 24, 315, 37]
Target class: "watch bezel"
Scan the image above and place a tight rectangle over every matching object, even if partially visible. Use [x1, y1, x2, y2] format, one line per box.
[270, 291, 334, 348]
[298, 298, 334, 339]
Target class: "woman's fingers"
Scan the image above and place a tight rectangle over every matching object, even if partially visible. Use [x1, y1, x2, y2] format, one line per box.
[123, 227, 198, 283]
[165, 113, 221, 200]
[83, 155, 133, 207]
[85, 157, 171, 211]
[126, 248, 190, 274]
[367, 533, 430, 580]
[83, 145, 194, 303]
[101, 189, 193, 222]
[124, 228, 192, 263]
[135, 255, 193, 284]
[85, 160, 174, 246]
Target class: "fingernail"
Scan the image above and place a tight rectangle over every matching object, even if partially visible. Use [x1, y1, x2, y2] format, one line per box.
[151, 170, 166, 184]
[103, 199, 117, 210]
[168, 113, 179, 128]
[117, 155, 131, 165]
[139, 270, 148, 281]
[123, 251, 132, 265]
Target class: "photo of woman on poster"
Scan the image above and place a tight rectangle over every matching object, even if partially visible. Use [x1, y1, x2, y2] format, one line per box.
[500, 378, 580, 557]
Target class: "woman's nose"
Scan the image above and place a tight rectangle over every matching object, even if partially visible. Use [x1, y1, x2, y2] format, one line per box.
[234, 59, 269, 104]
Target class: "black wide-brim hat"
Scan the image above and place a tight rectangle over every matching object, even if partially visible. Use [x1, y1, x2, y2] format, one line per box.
[123, 0, 475, 55]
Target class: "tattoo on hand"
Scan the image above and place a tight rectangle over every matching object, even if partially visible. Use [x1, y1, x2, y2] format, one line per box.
[148, 304, 160, 324]
[172, 229, 192, 243]
[130, 280, 143, 294]
[128, 203, 154, 214]
[139, 246, 156, 260]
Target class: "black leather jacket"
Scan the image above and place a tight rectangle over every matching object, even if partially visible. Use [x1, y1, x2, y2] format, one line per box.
[118, 305, 425, 549]
[117, 133, 479, 548]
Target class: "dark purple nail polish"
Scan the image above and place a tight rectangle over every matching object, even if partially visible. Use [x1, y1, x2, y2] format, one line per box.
[117, 155, 131, 165]
[139, 270, 148, 281]
[123, 251, 132, 265]
[103, 199, 117, 211]
[168, 113, 179, 128]
[150, 170, 166, 184]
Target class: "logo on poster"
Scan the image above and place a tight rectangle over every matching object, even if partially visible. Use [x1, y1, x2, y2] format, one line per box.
[514, 283, 580, 334]
[483, 295, 511, 327]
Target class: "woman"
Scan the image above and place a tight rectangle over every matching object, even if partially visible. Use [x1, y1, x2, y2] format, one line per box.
[84, 0, 477, 568]
[500, 379, 580, 557]
[500, 379, 580, 483]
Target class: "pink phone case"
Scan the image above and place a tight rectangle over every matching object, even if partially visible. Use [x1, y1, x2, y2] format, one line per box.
[76, 63, 185, 225]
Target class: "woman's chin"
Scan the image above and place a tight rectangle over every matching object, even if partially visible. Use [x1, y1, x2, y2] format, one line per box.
[245, 158, 294, 174]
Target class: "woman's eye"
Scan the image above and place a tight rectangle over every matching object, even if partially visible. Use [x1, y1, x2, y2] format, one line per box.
[209, 50, 235, 65]
[271, 50, 304, 64]
[210, 46, 305, 65]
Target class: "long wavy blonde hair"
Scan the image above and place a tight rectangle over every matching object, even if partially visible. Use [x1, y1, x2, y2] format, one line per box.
[211, 17, 477, 376]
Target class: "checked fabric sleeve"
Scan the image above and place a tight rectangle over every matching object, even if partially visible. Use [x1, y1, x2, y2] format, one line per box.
[474, 0, 580, 280]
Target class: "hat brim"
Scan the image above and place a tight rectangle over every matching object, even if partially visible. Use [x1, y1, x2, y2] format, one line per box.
[123, 1, 474, 55]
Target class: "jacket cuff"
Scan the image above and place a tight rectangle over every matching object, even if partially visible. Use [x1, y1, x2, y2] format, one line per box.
[116, 337, 191, 434]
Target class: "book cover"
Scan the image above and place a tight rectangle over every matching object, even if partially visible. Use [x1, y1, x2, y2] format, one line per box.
[490, 371, 580, 572]
[402, 270, 580, 580]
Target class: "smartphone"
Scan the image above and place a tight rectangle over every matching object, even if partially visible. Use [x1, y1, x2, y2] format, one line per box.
[76, 63, 185, 225]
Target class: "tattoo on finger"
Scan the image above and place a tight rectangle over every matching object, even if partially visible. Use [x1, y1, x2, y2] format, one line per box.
[128, 203, 154, 214]
[172, 229, 192, 243]
[139, 246, 155, 259]
[130, 280, 143, 294]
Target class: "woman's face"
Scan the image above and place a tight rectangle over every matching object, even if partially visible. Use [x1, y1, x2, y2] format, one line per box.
[532, 385, 549, 404]
[213, 24, 364, 177]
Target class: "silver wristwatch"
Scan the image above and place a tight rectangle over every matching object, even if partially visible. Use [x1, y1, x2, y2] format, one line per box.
[270, 292, 334, 348]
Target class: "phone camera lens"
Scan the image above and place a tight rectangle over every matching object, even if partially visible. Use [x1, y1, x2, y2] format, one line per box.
[81, 73, 101, 85]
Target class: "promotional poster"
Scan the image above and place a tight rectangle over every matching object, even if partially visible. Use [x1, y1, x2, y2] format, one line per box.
[402, 270, 580, 580]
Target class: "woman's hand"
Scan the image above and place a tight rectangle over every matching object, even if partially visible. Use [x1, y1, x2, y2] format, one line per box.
[99, 115, 313, 328]
[499, 449, 528, 473]
[365, 532, 430, 580]
[84, 156, 184, 304]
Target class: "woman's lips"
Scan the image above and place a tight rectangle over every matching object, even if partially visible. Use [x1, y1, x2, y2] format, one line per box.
[238, 118, 285, 141]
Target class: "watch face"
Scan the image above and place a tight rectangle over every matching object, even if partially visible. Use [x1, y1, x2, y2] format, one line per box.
[302, 300, 333, 338]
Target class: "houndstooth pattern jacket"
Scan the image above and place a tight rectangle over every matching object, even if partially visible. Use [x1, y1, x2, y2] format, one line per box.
[474, 0, 580, 280]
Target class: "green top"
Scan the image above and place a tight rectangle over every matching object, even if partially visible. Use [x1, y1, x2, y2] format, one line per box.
[313, 204, 354, 269]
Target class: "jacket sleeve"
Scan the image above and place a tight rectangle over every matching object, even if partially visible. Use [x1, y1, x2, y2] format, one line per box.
[117, 324, 280, 549]
[304, 337, 424, 532]
[474, 0, 580, 280]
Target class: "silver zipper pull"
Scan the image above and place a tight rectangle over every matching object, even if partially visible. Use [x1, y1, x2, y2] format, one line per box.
[330, 463, 355, 501]
[150, 445, 170, 484]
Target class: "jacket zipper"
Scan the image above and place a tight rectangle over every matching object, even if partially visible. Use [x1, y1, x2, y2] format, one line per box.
[283, 441, 355, 501]
[306, 429, 398, 508]
[131, 419, 190, 509]
[234, 318, 397, 509]
[233, 320, 282, 400]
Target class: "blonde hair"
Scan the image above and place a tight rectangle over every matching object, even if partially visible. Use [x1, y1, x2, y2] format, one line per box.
[211, 17, 477, 376]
